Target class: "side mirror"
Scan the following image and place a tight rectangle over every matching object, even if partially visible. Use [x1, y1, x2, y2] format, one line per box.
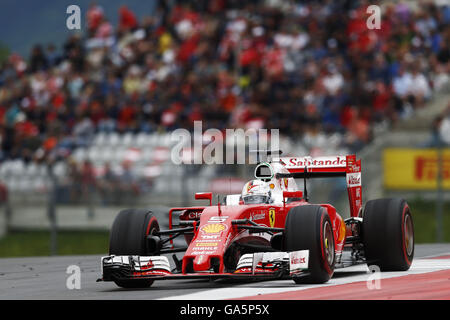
[195, 192, 212, 206]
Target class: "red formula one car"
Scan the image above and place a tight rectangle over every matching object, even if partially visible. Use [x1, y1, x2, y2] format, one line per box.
[99, 153, 414, 288]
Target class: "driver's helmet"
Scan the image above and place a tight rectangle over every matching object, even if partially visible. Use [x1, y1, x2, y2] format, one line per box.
[241, 180, 271, 204]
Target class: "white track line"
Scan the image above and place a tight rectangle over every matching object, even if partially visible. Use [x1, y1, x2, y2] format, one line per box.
[158, 258, 450, 300]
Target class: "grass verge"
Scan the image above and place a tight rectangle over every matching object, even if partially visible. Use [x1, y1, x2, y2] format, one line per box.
[407, 199, 450, 243]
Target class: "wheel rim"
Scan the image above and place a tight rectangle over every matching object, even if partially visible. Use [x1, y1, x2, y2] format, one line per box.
[323, 221, 334, 266]
[404, 213, 414, 256]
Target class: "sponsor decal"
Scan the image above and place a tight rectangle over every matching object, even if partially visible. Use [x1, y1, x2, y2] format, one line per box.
[188, 211, 202, 219]
[289, 250, 309, 274]
[191, 250, 216, 255]
[279, 156, 346, 168]
[269, 208, 276, 227]
[195, 242, 218, 247]
[290, 256, 306, 265]
[200, 223, 227, 234]
[250, 209, 266, 221]
[235, 267, 276, 274]
[234, 267, 251, 273]
[269, 183, 275, 189]
[384, 148, 450, 190]
[347, 172, 361, 187]
[251, 213, 265, 221]
[199, 234, 220, 240]
[208, 216, 229, 223]
[415, 155, 450, 182]
[195, 238, 221, 243]
[283, 178, 289, 189]
[192, 246, 217, 252]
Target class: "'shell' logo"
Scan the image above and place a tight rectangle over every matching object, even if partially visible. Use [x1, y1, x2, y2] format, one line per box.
[200, 223, 226, 234]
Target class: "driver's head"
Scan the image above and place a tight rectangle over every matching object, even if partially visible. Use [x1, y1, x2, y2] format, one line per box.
[241, 180, 271, 204]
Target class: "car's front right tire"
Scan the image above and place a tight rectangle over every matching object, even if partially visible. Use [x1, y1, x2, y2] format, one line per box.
[284, 205, 335, 284]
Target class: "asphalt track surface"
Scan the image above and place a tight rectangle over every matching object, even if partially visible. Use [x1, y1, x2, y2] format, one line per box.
[0, 244, 449, 300]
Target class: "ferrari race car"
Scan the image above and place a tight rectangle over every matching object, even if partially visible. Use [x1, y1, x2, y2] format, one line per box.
[98, 153, 414, 288]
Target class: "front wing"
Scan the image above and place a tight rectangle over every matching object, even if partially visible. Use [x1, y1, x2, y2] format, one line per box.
[99, 250, 309, 283]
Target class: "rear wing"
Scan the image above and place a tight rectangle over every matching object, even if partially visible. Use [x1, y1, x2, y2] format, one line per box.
[273, 155, 362, 217]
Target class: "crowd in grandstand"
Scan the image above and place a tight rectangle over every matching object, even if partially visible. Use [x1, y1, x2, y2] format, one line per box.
[0, 0, 449, 168]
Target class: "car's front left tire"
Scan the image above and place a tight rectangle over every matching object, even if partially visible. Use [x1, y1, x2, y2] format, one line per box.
[109, 209, 160, 288]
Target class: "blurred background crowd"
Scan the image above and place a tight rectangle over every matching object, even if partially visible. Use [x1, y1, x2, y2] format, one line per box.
[0, 0, 449, 206]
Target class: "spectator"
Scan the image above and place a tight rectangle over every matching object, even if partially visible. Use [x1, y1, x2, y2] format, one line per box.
[393, 66, 412, 99]
[86, 2, 105, 36]
[119, 5, 138, 32]
[46, 44, 60, 68]
[409, 65, 431, 105]
[80, 160, 96, 203]
[29, 45, 48, 73]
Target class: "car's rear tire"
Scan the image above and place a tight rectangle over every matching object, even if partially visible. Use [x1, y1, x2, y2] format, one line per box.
[362, 198, 414, 271]
[109, 209, 160, 288]
[284, 205, 335, 284]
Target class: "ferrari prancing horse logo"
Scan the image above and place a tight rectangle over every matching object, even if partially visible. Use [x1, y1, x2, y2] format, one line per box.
[269, 208, 275, 227]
